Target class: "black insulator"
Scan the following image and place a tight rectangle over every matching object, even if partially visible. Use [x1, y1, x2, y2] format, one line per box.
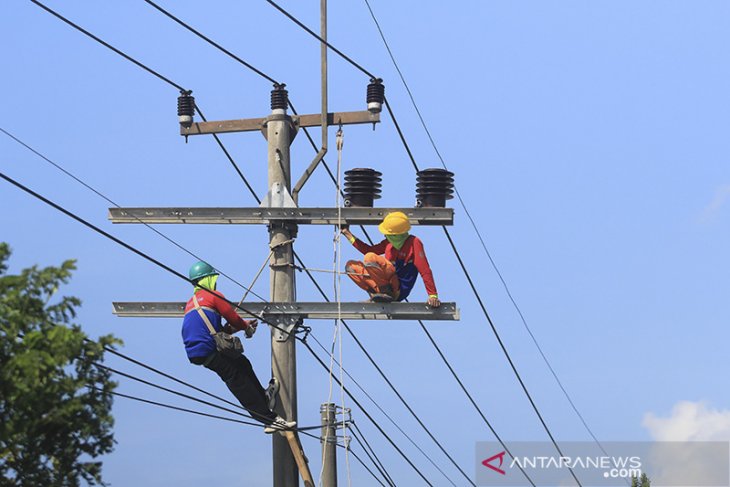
[344, 168, 382, 207]
[416, 168, 454, 208]
[177, 90, 195, 128]
[366, 78, 385, 113]
[271, 83, 289, 110]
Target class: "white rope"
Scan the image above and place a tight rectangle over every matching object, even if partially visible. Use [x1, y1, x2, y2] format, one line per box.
[238, 249, 274, 306]
[335, 127, 352, 486]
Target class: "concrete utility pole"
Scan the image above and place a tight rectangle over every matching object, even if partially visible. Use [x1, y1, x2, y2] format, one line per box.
[112, 5, 459, 487]
[266, 88, 299, 486]
[320, 403, 338, 487]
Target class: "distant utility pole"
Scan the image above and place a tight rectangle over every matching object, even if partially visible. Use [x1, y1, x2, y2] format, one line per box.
[320, 403, 337, 487]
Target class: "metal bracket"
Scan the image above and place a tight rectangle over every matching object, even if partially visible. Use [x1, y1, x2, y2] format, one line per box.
[261, 182, 297, 209]
[270, 315, 304, 342]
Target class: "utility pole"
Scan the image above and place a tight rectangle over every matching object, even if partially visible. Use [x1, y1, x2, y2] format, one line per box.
[266, 85, 299, 486]
[320, 403, 337, 487]
[112, 5, 460, 487]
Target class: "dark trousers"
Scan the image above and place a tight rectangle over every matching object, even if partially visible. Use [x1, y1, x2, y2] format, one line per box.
[191, 352, 276, 424]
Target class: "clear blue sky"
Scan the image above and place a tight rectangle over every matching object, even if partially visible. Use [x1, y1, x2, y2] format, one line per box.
[2, 1, 729, 485]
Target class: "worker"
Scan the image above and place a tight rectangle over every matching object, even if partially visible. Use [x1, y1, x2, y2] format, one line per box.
[341, 211, 441, 307]
[181, 261, 295, 433]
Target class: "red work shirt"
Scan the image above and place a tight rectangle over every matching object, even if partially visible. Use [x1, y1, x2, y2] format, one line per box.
[352, 235, 438, 298]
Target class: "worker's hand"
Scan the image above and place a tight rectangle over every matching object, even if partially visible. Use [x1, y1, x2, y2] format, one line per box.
[341, 227, 355, 244]
[340, 224, 350, 232]
[427, 295, 441, 308]
[244, 320, 258, 338]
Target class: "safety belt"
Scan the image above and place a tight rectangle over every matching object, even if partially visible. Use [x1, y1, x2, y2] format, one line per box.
[193, 294, 218, 337]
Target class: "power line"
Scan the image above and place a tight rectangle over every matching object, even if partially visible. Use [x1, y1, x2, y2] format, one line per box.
[28, 0, 258, 204]
[300, 339, 434, 486]
[443, 227, 581, 486]
[29, 0, 184, 91]
[144, 0, 278, 85]
[262, 7, 582, 482]
[265, 0, 375, 79]
[93, 386, 263, 428]
[2, 169, 430, 483]
[350, 422, 396, 487]
[24, 4, 537, 483]
[0, 126, 267, 302]
[0, 170, 295, 339]
[131, 6, 462, 480]
[361, 0, 611, 463]
[293, 252, 461, 486]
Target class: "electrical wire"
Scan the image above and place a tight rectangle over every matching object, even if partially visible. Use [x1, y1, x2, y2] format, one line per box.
[362, 0, 612, 465]
[261, 6, 583, 482]
[144, 0, 278, 85]
[28, 0, 258, 204]
[127, 6, 460, 480]
[1, 169, 431, 482]
[0, 171, 294, 339]
[300, 339, 434, 486]
[350, 422, 396, 487]
[92, 386, 263, 428]
[0, 126, 268, 303]
[23, 4, 521, 483]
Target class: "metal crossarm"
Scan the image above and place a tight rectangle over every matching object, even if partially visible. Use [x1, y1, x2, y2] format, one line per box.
[112, 301, 460, 321]
[108, 207, 454, 225]
[180, 110, 380, 136]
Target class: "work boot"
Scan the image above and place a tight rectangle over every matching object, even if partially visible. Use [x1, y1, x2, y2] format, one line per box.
[369, 293, 393, 303]
[264, 416, 297, 434]
[265, 378, 279, 411]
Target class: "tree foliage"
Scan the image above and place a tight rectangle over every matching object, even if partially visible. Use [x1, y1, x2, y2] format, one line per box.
[631, 473, 651, 487]
[0, 243, 120, 486]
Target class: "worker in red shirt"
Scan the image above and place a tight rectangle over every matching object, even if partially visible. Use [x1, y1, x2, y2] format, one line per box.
[342, 211, 440, 307]
[182, 261, 295, 433]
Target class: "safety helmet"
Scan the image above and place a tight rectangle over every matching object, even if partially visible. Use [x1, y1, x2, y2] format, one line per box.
[378, 211, 411, 235]
[189, 261, 218, 282]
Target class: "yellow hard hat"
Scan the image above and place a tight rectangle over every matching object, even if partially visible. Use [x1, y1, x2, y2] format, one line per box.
[378, 211, 411, 235]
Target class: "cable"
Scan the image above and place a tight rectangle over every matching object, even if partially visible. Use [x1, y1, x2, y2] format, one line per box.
[28, 0, 259, 206]
[265, 0, 375, 79]
[194, 106, 261, 203]
[307, 332, 455, 487]
[93, 386, 263, 428]
[0, 171, 296, 340]
[100, 344, 243, 411]
[2, 170, 426, 480]
[350, 423, 396, 487]
[24, 4, 538, 483]
[30, 0, 183, 91]
[293, 251, 459, 486]
[144, 0, 278, 85]
[91, 361, 264, 422]
[347, 448, 389, 487]
[362, 1, 612, 466]
[443, 227, 582, 486]
[263, 5, 580, 478]
[0, 126, 268, 302]
[301, 339, 434, 486]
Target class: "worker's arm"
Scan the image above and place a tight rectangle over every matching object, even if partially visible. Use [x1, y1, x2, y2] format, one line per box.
[210, 291, 250, 331]
[411, 237, 440, 307]
[341, 226, 388, 255]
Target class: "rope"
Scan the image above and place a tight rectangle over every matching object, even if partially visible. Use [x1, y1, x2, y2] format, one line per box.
[335, 126, 352, 485]
[238, 249, 274, 305]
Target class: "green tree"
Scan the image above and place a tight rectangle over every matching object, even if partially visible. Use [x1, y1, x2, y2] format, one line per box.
[0, 243, 120, 486]
[631, 473, 651, 487]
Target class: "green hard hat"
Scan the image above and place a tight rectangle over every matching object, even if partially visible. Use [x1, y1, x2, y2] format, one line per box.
[189, 261, 218, 282]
